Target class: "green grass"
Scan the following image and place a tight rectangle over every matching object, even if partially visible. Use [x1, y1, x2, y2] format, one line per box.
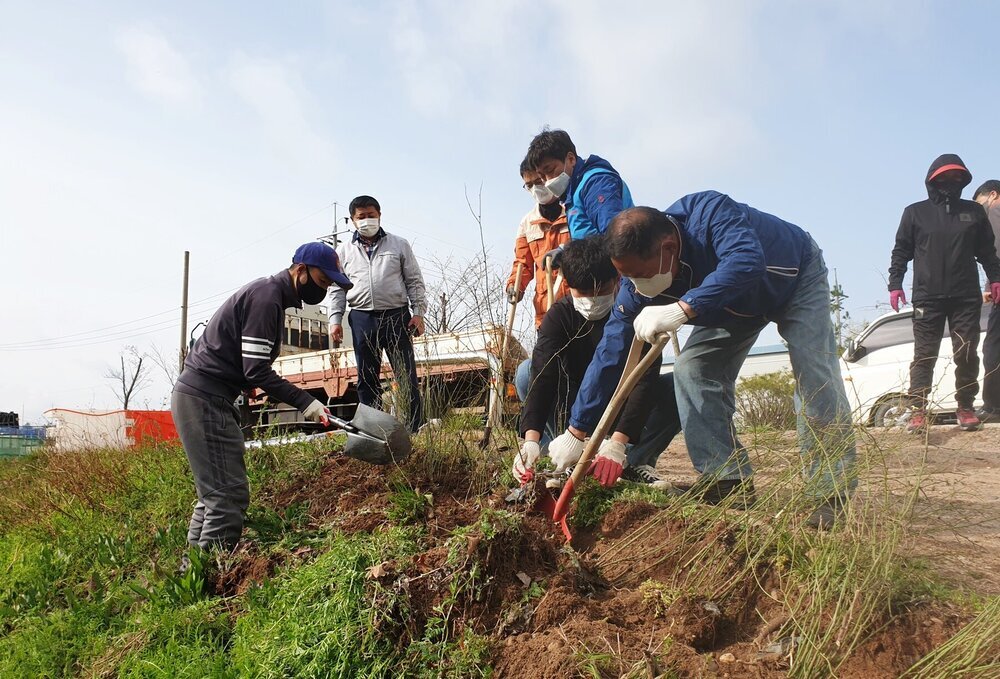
[1, 426, 998, 677]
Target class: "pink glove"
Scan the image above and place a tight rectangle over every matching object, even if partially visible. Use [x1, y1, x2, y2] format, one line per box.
[992, 282, 1000, 306]
[589, 439, 626, 488]
[889, 290, 907, 312]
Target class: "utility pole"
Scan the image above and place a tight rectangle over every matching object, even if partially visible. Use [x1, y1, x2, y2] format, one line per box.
[439, 292, 448, 332]
[834, 269, 841, 349]
[332, 202, 339, 248]
[179, 251, 190, 371]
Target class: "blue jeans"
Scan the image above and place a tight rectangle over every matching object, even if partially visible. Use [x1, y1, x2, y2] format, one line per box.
[517, 359, 682, 466]
[673, 239, 856, 500]
[626, 371, 682, 468]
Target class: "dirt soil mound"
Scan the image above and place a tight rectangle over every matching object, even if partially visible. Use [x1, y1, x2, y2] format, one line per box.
[262, 454, 973, 678]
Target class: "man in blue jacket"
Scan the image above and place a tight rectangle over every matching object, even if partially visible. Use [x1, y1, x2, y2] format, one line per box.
[525, 128, 634, 240]
[544, 194, 856, 528]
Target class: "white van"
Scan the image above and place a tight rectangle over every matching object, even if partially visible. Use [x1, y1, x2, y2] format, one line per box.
[840, 304, 992, 426]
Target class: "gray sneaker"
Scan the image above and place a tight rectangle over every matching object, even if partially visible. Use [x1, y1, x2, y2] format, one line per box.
[621, 464, 673, 491]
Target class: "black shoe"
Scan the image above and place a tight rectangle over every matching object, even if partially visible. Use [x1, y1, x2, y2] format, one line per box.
[685, 477, 756, 509]
[976, 408, 1000, 424]
[805, 494, 849, 530]
[621, 464, 673, 490]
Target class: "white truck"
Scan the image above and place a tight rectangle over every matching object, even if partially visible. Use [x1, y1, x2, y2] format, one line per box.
[248, 323, 527, 427]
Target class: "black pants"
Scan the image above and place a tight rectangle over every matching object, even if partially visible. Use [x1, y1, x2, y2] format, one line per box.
[348, 307, 423, 432]
[909, 298, 981, 409]
[983, 304, 1000, 412]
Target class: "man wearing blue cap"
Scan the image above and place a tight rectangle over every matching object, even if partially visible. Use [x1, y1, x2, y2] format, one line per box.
[171, 242, 352, 553]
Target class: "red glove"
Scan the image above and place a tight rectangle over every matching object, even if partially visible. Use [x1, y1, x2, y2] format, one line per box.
[889, 289, 907, 312]
[991, 282, 1000, 306]
[589, 439, 626, 488]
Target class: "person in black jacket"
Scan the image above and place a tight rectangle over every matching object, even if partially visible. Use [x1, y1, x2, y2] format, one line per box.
[173, 243, 352, 553]
[513, 236, 680, 489]
[888, 155, 1000, 433]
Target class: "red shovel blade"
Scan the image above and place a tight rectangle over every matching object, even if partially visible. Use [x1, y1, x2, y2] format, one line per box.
[534, 487, 572, 543]
[552, 476, 575, 523]
[549, 477, 578, 542]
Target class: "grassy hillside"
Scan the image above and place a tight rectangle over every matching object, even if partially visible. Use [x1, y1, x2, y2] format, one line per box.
[1, 425, 999, 678]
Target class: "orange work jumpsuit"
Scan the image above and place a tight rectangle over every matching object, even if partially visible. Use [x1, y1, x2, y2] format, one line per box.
[506, 205, 571, 328]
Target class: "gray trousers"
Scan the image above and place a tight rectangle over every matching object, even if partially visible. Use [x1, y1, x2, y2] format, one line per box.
[171, 388, 249, 550]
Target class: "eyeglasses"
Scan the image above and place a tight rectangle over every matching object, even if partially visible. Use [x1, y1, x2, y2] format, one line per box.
[523, 180, 544, 191]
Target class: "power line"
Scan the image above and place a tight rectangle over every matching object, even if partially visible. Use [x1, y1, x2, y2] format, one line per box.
[0, 289, 236, 349]
[210, 202, 336, 264]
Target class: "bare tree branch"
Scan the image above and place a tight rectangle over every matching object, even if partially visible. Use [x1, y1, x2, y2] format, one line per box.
[148, 342, 181, 387]
[104, 345, 153, 410]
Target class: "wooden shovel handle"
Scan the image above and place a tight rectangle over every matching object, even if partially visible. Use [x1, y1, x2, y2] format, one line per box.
[559, 333, 671, 504]
[482, 262, 525, 449]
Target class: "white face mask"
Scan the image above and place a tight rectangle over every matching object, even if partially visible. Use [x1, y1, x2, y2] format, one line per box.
[529, 183, 559, 205]
[629, 248, 675, 298]
[355, 217, 380, 237]
[572, 293, 615, 320]
[544, 171, 571, 199]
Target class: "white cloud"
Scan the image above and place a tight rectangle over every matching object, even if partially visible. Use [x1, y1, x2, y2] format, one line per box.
[388, 0, 532, 128]
[551, 1, 765, 180]
[115, 26, 201, 108]
[224, 53, 335, 167]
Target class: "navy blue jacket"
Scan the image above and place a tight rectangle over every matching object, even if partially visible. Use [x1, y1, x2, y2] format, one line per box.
[569, 191, 814, 432]
[175, 270, 315, 412]
[564, 154, 634, 239]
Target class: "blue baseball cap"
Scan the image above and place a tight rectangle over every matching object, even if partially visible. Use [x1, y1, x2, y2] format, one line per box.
[292, 242, 353, 290]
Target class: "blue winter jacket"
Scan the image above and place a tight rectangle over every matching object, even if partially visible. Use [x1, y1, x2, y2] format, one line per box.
[564, 154, 634, 239]
[568, 191, 814, 432]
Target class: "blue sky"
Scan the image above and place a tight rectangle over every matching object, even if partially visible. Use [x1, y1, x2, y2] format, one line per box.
[2, 1, 999, 421]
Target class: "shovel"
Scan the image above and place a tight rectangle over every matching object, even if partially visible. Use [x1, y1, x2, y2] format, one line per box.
[507, 470, 573, 542]
[247, 403, 411, 465]
[551, 333, 671, 537]
[481, 262, 524, 449]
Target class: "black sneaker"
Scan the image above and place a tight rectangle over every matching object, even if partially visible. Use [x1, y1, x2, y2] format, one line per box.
[685, 477, 756, 509]
[976, 408, 1000, 424]
[621, 464, 673, 490]
[805, 494, 849, 530]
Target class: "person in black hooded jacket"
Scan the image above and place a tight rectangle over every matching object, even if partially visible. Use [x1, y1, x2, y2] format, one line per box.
[888, 154, 1000, 433]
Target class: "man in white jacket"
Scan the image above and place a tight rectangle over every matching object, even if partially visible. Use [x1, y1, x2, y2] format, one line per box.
[329, 195, 427, 432]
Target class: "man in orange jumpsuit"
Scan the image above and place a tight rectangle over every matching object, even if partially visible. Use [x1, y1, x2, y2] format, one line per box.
[506, 158, 571, 328]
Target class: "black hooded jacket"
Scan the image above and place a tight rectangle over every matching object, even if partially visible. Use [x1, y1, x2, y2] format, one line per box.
[888, 154, 1000, 302]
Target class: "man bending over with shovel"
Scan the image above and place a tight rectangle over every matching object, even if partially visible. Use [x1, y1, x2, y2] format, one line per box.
[172, 243, 352, 553]
[513, 236, 681, 490]
[547, 196, 857, 529]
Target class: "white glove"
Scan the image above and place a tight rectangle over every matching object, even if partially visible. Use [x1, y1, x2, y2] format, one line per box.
[303, 399, 331, 426]
[596, 438, 626, 465]
[512, 440, 541, 483]
[633, 303, 688, 343]
[548, 430, 586, 472]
